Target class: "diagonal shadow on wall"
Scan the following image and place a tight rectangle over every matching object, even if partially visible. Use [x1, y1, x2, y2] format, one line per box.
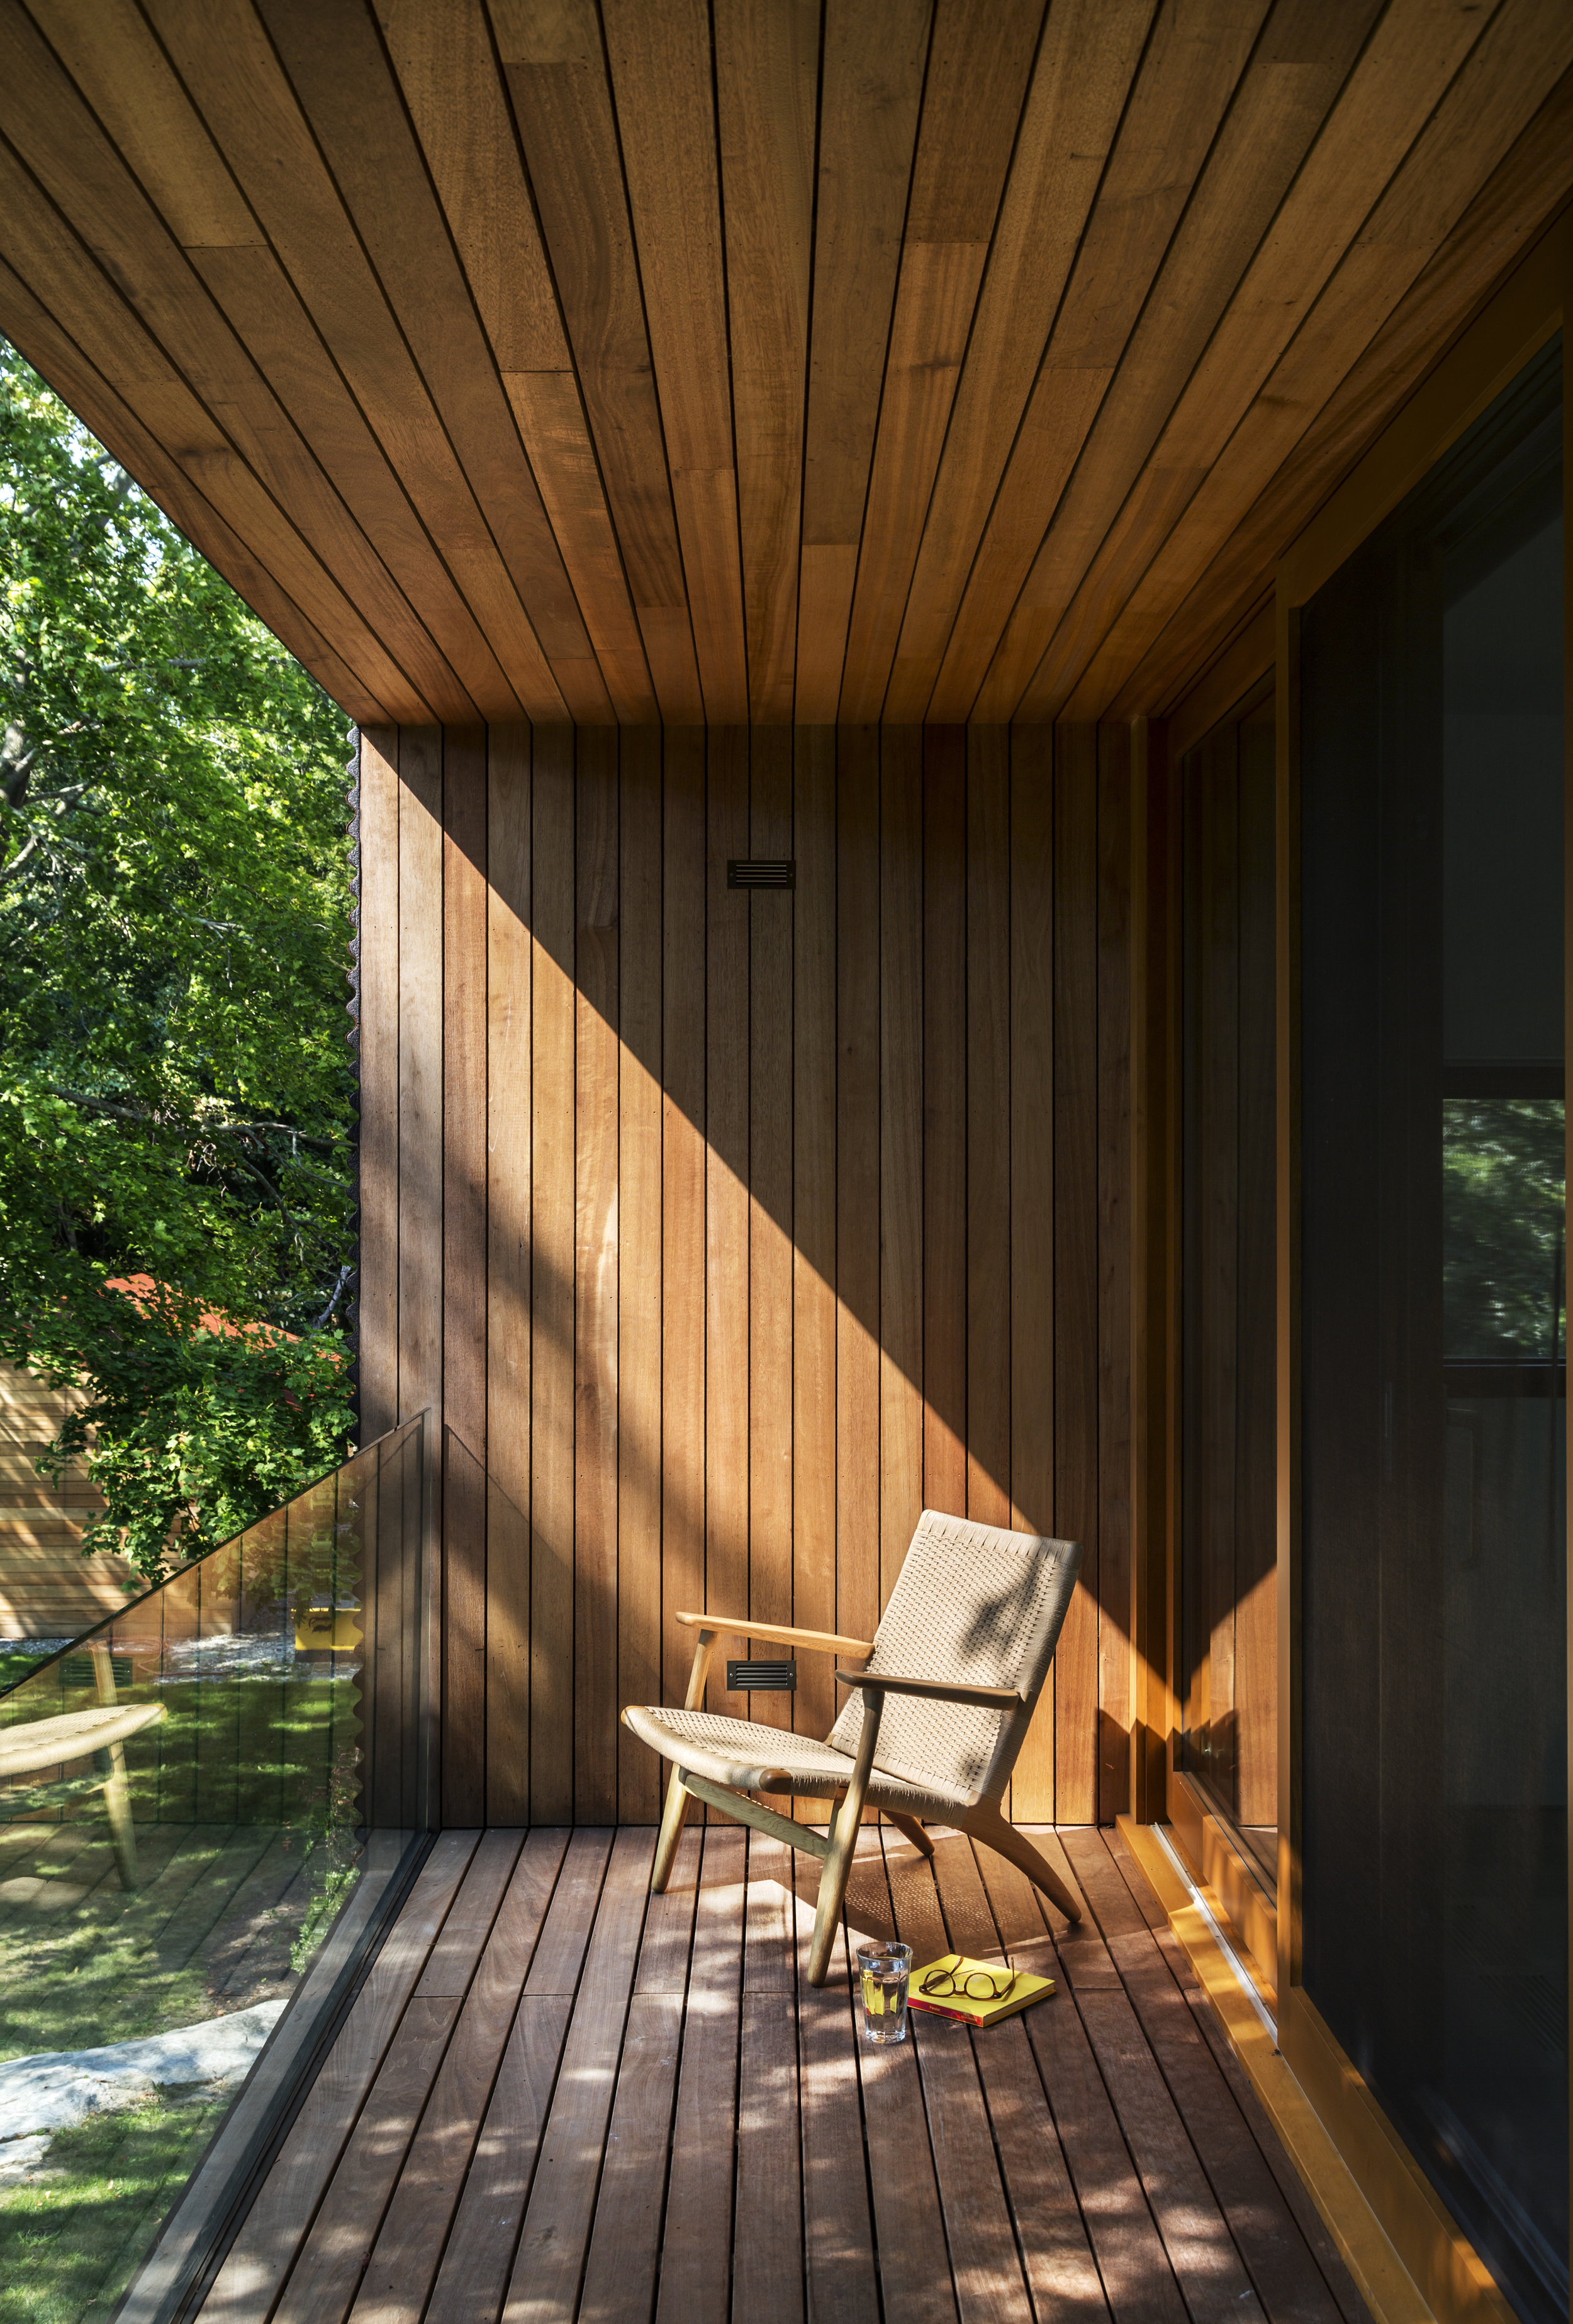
[359, 722, 1146, 1833]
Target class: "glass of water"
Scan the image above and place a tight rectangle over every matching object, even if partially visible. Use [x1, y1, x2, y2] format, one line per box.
[858, 1942, 912, 2043]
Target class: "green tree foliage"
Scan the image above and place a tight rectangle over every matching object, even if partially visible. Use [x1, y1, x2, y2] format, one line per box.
[1443, 1098, 1565, 1358]
[0, 339, 357, 1579]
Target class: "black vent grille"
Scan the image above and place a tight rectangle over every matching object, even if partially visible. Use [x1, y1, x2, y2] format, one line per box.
[727, 1658, 797, 1692]
[727, 859, 795, 890]
[61, 1655, 134, 1691]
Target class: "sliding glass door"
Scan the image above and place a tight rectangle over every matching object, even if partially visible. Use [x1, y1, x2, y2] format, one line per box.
[1299, 340, 1565, 2324]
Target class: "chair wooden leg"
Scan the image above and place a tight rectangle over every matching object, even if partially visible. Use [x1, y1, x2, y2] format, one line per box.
[647, 1624, 718, 1896]
[884, 1809, 935, 1860]
[651, 1764, 693, 1894]
[808, 1688, 884, 1987]
[99, 1745, 138, 1892]
[963, 1801, 1081, 1926]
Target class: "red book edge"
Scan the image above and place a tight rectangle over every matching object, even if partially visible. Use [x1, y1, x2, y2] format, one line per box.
[907, 1983, 1056, 2029]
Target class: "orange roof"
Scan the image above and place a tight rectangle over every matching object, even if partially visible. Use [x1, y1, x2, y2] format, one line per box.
[103, 1276, 298, 1344]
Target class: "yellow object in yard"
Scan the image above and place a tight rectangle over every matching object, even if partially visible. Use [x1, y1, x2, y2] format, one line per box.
[294, 1607, 362, 1652]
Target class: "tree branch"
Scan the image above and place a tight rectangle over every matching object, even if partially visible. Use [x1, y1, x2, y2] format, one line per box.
[43, 1086, 339, 1150]
[0, 830, 41, 882]
[313, 1265, 354, 1329]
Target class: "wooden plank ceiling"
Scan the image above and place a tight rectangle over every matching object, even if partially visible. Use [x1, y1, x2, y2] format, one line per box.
[2, 0, 1570, 729]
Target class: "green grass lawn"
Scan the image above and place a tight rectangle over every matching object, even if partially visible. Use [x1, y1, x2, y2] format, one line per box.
[0, 2092, 230, 2324]
[0, 1673, 363, 2322]
[0, 1643, 71, 1697]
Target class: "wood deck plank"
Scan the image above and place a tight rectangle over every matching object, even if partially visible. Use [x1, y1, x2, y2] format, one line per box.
[578, 1826, 703, 2319]
[422, 1997, 574, 2324]
[503, 1827, 656, 2320]
[271, 1835, 523, 2324]
[881, 1833, 1034, 2324]
[1048, 1835, 1265, 2324]
[414, 1828, 525, 1999]
[1064, 1830, 1344, 2324]
[199, 1828, 1379, 2324]
[345, 1831, 563, 2324]
[793, 1840, 880, 2322]
[926, 1833, 1110, 2321]
[199, 1831, 479, 2321]
[422, 1831, 613, 2321]
[734, 1833, 805, 2323]
[271, 1997, 462, 2324]
[1103, 1831, 1371, 2324]
[577, 1990, 684, 2324]
[841, 1830, 958, 2324]
[523, 1827, 614, 1997]
[633, 1823, 703, 1996]
[972, 1840, 1190, 2324]
[654, 1824, 747, 2324]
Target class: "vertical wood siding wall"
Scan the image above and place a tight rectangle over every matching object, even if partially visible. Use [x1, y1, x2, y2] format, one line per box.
[358, 723, 1140, 1828]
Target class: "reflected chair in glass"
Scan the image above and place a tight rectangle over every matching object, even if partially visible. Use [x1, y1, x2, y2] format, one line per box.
[622, 1512, 1083, 1984]
[0, 1643, 164, 1888]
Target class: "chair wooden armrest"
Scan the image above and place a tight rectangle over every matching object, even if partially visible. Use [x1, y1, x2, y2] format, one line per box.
[834, 1668, 1024, 1709]
[675, 1612, 874, 1657]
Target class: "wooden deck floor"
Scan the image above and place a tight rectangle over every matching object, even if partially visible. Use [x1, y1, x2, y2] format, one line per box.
[196, 1822, 1370, 2324]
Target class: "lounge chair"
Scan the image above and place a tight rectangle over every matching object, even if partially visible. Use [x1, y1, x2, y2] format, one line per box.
[622, 1511, 1084, 1984]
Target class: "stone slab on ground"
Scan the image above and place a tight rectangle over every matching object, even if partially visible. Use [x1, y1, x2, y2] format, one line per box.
[0, 1998, 287, 2143]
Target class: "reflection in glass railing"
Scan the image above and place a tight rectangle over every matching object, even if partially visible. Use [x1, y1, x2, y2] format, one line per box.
[0, 1416, 423, 2324]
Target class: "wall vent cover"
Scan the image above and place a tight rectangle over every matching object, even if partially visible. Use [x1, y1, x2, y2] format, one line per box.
[727, 1658, 797, 1692]
[727, 858, 795, 890]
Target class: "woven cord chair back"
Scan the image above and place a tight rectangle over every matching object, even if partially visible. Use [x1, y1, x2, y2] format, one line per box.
[827, 1512, 1083, 1807]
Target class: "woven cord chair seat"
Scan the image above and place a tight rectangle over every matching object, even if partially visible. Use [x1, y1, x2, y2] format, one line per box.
[620, 1703, 977, 1819]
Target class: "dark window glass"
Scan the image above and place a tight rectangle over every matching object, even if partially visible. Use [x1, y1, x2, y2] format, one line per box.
[1301, 339, 1565, 2324]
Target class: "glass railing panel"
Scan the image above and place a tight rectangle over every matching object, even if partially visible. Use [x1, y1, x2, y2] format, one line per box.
[0, 1416, 425, 2324]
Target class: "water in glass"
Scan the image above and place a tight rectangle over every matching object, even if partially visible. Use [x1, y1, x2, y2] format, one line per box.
[858, 1942, 912, 2043]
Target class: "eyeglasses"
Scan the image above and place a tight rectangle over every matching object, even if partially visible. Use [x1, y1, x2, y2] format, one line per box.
[919, 1958, 1017, 2003]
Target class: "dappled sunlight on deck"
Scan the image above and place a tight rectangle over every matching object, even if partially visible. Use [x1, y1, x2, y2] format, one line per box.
[194, 1820, 1371, 2323]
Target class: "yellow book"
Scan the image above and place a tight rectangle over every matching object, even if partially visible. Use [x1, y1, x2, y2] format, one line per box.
[906, 1952, 1055, 2028]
